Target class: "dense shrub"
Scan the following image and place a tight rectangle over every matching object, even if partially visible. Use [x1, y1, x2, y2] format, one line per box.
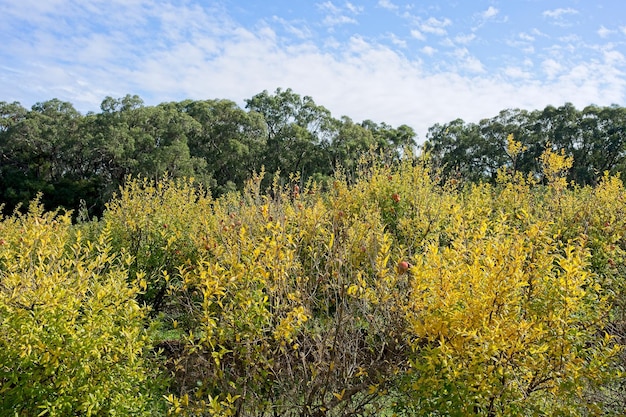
[0, 199, 166, 415]
[102, 176, 214, 314]
[2, 142, 625, 416]
[103, 146, 624, 416]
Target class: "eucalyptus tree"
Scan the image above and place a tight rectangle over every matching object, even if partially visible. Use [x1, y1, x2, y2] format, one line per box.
[0, 99, 91, 213]
[594, 105, 626, 176]
[245, 88, 335, 180]
[424, 118, 488, 182]
[360, 119, 416, 157]
[92, 96, 208, 184]
[573, 104, 626, 184]
[425, 103, 626, 186]
[0, 101, 30, 212]
[179, 99, 267, 194]
[328, 116, 377, 174]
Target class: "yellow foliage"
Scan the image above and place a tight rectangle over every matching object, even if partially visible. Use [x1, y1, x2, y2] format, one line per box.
[540, 145, 574, 191]
[0, 200, 162, 415]
[120, 156, 622, 416]
[8, 150, 620, 416]
[506, 133, 527, 161]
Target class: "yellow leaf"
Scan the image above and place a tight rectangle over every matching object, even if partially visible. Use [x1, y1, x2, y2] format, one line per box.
[333, 389, 346, 401]
[347, 284, 359, 296]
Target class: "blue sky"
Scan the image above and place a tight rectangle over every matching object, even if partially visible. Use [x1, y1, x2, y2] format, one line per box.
[1, 0, 625, 141]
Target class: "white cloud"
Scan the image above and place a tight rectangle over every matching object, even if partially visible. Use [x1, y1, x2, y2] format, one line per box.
[318, 1, 341, 13]
[419, 17, 452, 36]
[472, 6, 504, 29]
[604, 49, 625, 66]
[531, 28, 546, 37]
[378, 0, 398, 11]
[482, 6, 498, 19]
[454, 33, 476, 45]
[542, 8, 578, 19]
[519, 32, 535, 42]
[345, 2, 363, 14]
[1, 0, 625, 144]
[421, 46, 436, 56]
[558, 34, 581, 43]
[452, 48, 485, 73]
[439, 38, 455, 48]
[410, 29, 426, 40]
[317, 1, 359, 27]
[598, 25, 613, 38]
[504, 66, 531, 79]
[272, 16, 313, 40]
[388, 33, 407, 48]
[542, 8, 578, 27]
[323, 14, 357, 26]
[323, 37, 342, 49]
[542, 59, 563, 79]
[463, 56, 484, 74]
[506, 35, 535, 55]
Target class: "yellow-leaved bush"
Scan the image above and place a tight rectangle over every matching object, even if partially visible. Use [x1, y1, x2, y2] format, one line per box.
[158, 170, 410, 416]
[103, 176, 214, 315]
[4, 143, 625, 416]
[402, 212, 615, 415]
[0, 199, 165, 416]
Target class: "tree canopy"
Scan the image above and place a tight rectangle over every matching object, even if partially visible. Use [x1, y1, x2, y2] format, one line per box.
[424, 103, 626, 185]
[2, 91, 626, 217]
[0, 89, 416, 216]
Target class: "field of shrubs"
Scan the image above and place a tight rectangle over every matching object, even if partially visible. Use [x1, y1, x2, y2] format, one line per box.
[1, 143, 625, 416]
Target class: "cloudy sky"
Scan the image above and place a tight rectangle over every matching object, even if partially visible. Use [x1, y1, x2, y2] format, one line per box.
[1, 0, 625, 141]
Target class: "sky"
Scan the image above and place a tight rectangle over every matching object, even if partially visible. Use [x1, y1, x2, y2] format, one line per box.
[1, 0, 625, 142]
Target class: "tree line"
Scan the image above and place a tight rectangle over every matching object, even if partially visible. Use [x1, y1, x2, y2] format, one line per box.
[0, 88, 416, 216]
[2, 90, 626, 217]
[424, 102, 626, 185]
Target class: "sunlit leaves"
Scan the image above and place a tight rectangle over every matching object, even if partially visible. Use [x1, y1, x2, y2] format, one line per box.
[0, 199, 163, 415]
[2, 146, 625, 416]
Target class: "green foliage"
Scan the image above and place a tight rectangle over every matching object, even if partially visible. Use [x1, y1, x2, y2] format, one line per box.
[245, 87, 335, 179]
[98, 149, 625, 416]
[103, 176, 213, 314]
[0, 91, 417, 217]
[3, 97, 626, 415]
[0, 199, 166, 415]
[179, 98, 267, 195]
[425, 103, 626, 186]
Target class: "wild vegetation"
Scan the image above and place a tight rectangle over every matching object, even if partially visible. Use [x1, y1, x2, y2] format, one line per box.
[1, 91, 626, 415]
[425, 103, 626, 185]
[1, 139, 626, 415]
[0, 89, 415, 218]
[3, 90, 624, 218]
